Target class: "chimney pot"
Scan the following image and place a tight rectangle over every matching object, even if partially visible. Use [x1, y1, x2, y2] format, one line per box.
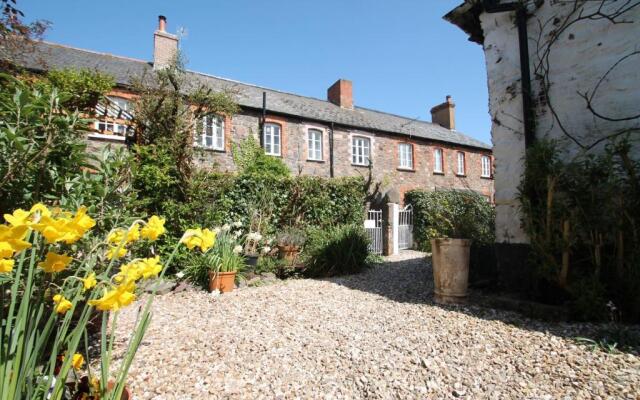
[327, 79, 353, 109]
[430, 96, 456, 130]
[158, 15, 167, 32]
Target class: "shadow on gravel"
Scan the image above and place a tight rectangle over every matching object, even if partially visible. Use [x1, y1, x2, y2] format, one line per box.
[325, 253, 640, 356]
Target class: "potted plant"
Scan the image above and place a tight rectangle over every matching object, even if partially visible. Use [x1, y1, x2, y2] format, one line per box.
[427, 211, 474, 304]
[208, 230, 245, 293]
[276, 227, 306, 264]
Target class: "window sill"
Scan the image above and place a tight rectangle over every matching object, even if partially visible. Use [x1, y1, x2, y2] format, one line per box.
[87, 133, 126, 142]
[194, 146, 226, 153]
[481, 175, 493, 180]
[266, 153, 283, 158]
[433, 171, 445, 175]
[456, 174, 467, 178]
[306, 159, 325, 163]
[351, 163, 371, 168]
[397, 167, 415, 172]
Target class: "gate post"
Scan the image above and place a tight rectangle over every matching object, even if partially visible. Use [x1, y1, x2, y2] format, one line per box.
[383, 202, 399, 256]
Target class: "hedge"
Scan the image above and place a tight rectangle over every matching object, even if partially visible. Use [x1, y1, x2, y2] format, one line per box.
[405, 189, 495, 252]
[161, 172, 367, 235]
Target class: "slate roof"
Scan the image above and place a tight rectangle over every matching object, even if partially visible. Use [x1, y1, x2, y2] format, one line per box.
[12, 41, 491, 150]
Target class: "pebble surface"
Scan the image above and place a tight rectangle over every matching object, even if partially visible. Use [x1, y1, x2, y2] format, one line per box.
[111, 251, 640, 399]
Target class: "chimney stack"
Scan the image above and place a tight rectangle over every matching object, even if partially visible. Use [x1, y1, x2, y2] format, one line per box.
[430, 95, 456, 130]
[153, 15, 178, 70]
[327, 79, 353, 109]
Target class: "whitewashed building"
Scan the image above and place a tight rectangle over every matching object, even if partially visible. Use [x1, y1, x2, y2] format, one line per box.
[445, 0, 640, 278]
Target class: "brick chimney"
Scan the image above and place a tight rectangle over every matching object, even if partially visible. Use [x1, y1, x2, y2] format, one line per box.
[153, 15, 178, 70]
[327, 79, 353, 109]
[430, 95, 456, 130]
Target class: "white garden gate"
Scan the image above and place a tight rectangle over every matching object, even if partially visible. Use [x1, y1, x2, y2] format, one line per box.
[398, 204, 413, 250]
[365, 209, 383, 255]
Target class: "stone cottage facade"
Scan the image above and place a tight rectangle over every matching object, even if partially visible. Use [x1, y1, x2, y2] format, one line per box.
[445, 1, 640, 269]
[14, 16, 494, 203]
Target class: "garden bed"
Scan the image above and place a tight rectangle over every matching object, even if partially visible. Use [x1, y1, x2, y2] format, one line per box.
[111, 253, 640, 399]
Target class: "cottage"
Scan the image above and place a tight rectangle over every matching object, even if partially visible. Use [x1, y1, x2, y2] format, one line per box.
[10, 15, 493, 203]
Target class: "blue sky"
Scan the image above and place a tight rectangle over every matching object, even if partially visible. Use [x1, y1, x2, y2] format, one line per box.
[22, 0, 490, 144]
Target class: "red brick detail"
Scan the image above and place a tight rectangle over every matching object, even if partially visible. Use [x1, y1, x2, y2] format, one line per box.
[327, 79, 353, 109]
[264, 115, 288, 157]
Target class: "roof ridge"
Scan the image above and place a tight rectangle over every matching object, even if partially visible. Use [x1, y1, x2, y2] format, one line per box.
[39, 40, 150, 65]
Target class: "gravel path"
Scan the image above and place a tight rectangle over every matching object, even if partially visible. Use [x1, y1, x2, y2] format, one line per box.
[112, 251, 640, 399]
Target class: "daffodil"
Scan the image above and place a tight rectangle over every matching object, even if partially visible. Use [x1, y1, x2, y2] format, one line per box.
[114, 261, 141, 283]
[106, 246, 127, 260]
[138, 256, 162, 279]
[71, 353, 84, 370]
[32, 206, 95, 244]
[82, 273, 97, 291]
[30, 203, 52, 219]
[53, 294, 73, 315]
[0, 258, 14, 273]
[38, 252, 72, 273]
[108, 224, 140, 246]
[89, 281, 136, 311]
[3, 208, 31, 227]
[181, 228, 216, 252]
[141, 216, 166, 241]
[0, 225, 31, 257]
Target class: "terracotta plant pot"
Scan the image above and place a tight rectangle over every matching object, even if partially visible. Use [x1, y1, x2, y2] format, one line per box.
[277, 244, 300, 264]
[430, 238, 471, 304]
[208, 271, 236, 293]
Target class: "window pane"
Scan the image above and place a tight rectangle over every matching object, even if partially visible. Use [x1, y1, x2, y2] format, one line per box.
[434, 149, 443, 172]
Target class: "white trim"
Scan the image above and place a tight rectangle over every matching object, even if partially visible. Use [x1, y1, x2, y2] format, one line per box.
[350, 134, 372, 166]
[263, 123, 282, 156]
[398, 143, 413, 169]
[433, 148, 443, 173]
[307, 128, 323, 161]
[481, 155, 491, 177]
[87, 133, 126, 142]
[456, 151, 466, 175]
[195, 115, 225, 151]
[392, 203, 399, 255]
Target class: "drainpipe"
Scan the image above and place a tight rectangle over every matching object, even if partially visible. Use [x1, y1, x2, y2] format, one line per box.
[260, 91, 266, 146]
[483, 0, 535, 147]
[329, 122, 335, 177]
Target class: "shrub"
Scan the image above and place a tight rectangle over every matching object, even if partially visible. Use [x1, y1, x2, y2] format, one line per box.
[303, 225, 371, 277]
[232, 135, 290, 178]
[406, 189, 495, 251]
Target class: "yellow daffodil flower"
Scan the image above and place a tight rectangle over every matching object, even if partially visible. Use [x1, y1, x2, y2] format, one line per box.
[32, 206, 95, 244]
[0, 225, 31, 257]
[53, 294, 73, 315]
[82, 273, 97, 291]
[38, 252, 72, 273]
[0, 258, 14, 273]
[71, 353, 84, 370]
[3, 209, 31, 227]
[115, 261, 141, 283]
[181, 228, 216, 252]
[108, 224, 140, 246]
[30, 203, 52, 219]
[138, 256, 163, 279]
[106, 246, 127, 260]
[141, 216, 166, 241]
[88, 281, 136, 311]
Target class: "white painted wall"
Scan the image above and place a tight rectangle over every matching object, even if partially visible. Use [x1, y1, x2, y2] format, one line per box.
[479, 0, 640, 244]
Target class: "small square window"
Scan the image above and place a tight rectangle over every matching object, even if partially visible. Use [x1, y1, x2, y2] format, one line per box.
[195, 115, 224, 150]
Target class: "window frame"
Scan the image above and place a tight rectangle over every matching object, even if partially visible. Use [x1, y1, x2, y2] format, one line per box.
[481, 155, 492, 178]
[195, 114, 225, 151]
[433, 148, 444, 174]
[351, 135, 371, 166]
[398, 142, 414, 170]
[263, 122, 282, 156]
[456, 151, 466, 176]
[307, 128, 323, 161]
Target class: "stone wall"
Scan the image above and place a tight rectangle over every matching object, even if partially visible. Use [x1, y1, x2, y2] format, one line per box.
[478, 0, 640, 244]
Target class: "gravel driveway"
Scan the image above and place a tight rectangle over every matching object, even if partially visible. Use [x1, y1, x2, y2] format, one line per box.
[113, 251, 640, 399]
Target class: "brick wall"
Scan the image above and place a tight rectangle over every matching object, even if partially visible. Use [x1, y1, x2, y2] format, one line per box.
[92, 96, 493, 202]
